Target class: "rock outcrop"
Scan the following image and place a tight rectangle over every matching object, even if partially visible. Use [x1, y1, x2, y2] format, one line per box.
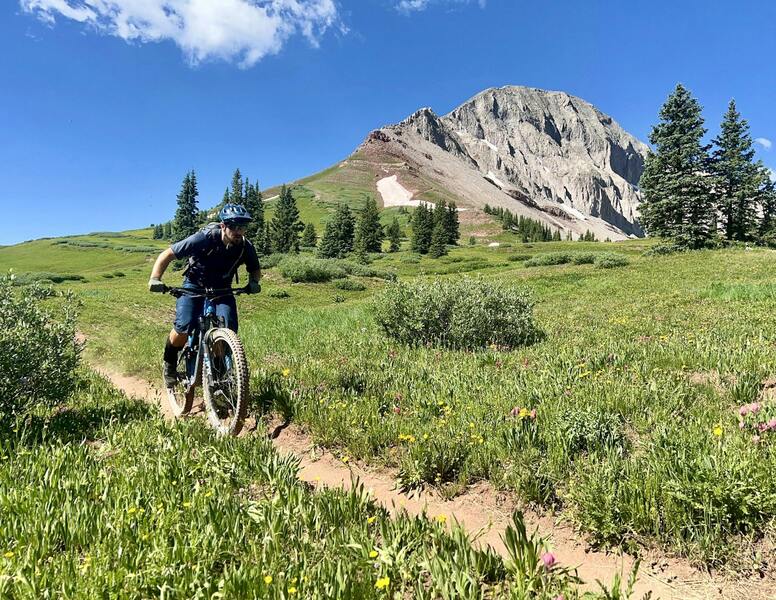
[360, 86, 649, 239]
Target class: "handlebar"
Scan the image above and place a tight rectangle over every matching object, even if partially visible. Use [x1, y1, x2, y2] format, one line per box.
[163, 285, 250, 299]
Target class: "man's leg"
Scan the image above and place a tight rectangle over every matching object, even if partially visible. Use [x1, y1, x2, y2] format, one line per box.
[215, 295, 238, 332]
[164, 294, 199, 388]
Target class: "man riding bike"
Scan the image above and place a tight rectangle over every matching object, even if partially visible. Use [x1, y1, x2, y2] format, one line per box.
[148, 204, 261, 389]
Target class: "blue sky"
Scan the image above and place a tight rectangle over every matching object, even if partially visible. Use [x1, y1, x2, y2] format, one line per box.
[1, 0, 774, 245]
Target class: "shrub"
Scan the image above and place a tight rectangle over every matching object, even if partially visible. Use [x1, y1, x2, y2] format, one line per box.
[260, 253, 285, 269]
[642, 243, 680, 257]
[594, 252, 629, 269]
[12, 272, 85, 285]
[267, 289, 291, 298]
[340, 261, 397, 281]
[523, 252, 572, 267]
[112, 271, 125, 277]
[401, 255, 421, 264]
[507, 253, 531, 262]
[571, 252, 597, 265]
[334, 278, 367, 291]
[372, 277, 542, 350]
[0, 276, 81, 419]
[277, 256, 348, 283]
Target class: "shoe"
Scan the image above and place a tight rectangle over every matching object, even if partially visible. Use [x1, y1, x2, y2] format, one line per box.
[163, 361, 179, 389]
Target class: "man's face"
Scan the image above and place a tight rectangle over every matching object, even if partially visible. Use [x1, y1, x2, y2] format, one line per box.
[221, 222, 247, 245]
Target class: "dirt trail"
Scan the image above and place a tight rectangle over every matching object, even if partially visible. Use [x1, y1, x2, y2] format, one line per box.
[90, 363, 771, 600]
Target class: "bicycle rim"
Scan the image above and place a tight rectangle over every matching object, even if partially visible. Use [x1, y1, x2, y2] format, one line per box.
[166, 348, 195, 417]
[203, 328, 249, 436]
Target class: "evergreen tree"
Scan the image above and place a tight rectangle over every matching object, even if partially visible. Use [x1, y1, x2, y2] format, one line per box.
[429, 219, 448, 258]
[445, 202, 460, 244]
[552, 229, 562, 241]
[270, 185, 303, 253]
[230, 169, 243, 205]
[758, 166, 776, 239]
[164, 221, 173, 239]
[261, 222, 273, 255]
[711, 100, 762, 241]
[354, 196, 384, 253]
[386, 217, 402, 252]
[639, 84, 715, 249]
[172, 171, 199, 242]
[410, 204, 433, 254]
[317, 204, 355, 258]
[152, 224, 162, 239]
[301, 222, 318, 247]
[243, 180, 265, 242]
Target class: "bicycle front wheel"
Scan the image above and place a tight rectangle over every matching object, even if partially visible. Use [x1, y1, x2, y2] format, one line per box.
[203, 328, 249, 436]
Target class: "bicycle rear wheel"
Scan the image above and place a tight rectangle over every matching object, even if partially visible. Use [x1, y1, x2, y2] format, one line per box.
[203, 328, 249, 436]
[166, 346, 196, 417]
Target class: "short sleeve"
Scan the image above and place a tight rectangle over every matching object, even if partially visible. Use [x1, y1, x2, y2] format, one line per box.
[170, 230, 208, 259]
[244, 241, 260, 272]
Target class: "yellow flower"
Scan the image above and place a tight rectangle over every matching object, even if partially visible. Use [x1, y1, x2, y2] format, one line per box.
[713, 425, 723, 437]
[436, 514, 447, 524]
[422, 433, 429, 440]
[375, 576, 390, 590]
[282, 368, 291, 378]
[126, 507, 137, 515]
[288, 587, 297, 594]
[264, 575, 273, 585]
[341, 456, 350, 464]
[204, 490, 214, 498]
[369, 550, 378, 558]
[4, 551, 14, 559]
[367, 516, 376, 524]
[182, 501, 192, 508]
[518, 408, 529, 418]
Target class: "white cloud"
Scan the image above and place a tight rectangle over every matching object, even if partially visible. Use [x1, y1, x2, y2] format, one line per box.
[755, 137, 772, 150]
[396, 0, 485, 14]
[769, 168, 776, 183]
[20, 0, 341, 67]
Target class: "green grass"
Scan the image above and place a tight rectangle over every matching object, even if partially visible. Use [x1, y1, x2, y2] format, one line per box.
[2, 233, 776, 568]
[1, 371, 608, 598]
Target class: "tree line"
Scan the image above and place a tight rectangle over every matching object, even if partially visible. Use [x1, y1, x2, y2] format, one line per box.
[410, 200, 460, 257]
[639, 84, 776, 249]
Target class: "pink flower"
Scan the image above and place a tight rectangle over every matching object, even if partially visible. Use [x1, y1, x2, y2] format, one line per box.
[555, 596, 565, 600]
[739, 421, 746, 430]
[758, 422, 768, 433]
[739, 405, 750, 417]
[510, 406, 520, 417]
[393, 406, 401, 415]
[541, 552, 556, 568]
[529, 409, 537, 420]
[749, 403, 762, 414]
[753, 435, 761, 444]
[768, 418, 776, 430]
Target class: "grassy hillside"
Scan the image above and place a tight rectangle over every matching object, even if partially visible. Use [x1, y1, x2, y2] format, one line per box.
[2, 231, 775, 571]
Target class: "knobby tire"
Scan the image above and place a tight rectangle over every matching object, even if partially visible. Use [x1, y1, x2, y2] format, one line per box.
[203, 327, 249, 436]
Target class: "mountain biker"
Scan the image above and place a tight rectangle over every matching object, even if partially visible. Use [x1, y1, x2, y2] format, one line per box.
[148, 204, 261, 389]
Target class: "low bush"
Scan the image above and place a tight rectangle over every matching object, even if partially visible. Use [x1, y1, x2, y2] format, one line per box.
[507, 254, 531, 262]
[267, 289, 291, 298]
[594, 252, 629, 269]
[334, 278, 367, 291]
[523, 252, 573, 267]
[259, 253, 285, 269]
[643, 243, 680, 257]
[372, 277, 542, 350]
[571, 252, 597, 265]
[340, 261, 397, 281]
[278, 256, 348, 283]
[12, 272, 85, 285]
[0, 276, 81, 419]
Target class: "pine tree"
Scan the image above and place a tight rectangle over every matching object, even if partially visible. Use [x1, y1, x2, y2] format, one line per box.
[552, 229, 562, 241]
[639, 84, 716, 249]
[354, 196, 384, 253]
[758, 165, 776, 240]
[386, 217, 402, 252]
[445, 202, 460, 244]
[429, 219, 448, 258]
[262, 222, 273, 255]
[243, 180, 265, 242]
[410, 204, 433, 254]
[301, 222, 318, 247]
[270, 185, 303, 253]
[317, 204, 355, 258]
[164, 221, 173, 239]
[172, 171, 199, 242]
[230, 169, 243, 205]
[711, 100, 762, 241]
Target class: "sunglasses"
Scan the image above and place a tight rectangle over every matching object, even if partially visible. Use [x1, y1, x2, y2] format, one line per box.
[225, 223, 248, 232]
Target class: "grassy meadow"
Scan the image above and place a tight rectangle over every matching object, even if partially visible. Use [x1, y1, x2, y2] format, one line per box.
[2, 216, 776, 584]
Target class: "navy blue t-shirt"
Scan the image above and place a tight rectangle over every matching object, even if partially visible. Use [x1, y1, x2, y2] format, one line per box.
[170, 226, 260, 287]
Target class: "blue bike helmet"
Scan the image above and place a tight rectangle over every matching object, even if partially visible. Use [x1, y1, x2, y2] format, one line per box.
[219, 203, 252, 225]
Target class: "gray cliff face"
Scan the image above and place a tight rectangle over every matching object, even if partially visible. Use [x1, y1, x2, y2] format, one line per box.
[393, 86, 649, 236]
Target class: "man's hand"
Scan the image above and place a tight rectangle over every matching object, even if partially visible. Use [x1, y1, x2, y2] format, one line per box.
[247, 279, 261, 295]
[148, 277, 167, 293]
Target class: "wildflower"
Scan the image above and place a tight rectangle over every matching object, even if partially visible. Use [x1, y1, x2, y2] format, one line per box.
[713, 425, 723, 437]
[4, 551, 14, 559]
[204, 490, 214, 498]
[753, 435, 761, 444]
[739, 405, 750, 417]
[288, 587, 297, 594]
[264, 575, 273, 585]
[739, 421, 746, 430]
[769, 418, 776, 430]
[375, 576, 390, 589]
[518, 408, 529, 418]
[282, 368, 290, 378]
[749, 403, 761, 414]
[758, 422, 768, 433]
[369, 550, 378, 558]
[555, 595, 565, 600]
[436, 514, 447, 524]
[393, 406, 401, 415]
[541, 552, 556, 568]
[509, 406, 520, 417]
[423, 433, 429, 440]
[367, 516, 376, 524]
[126, 507, 137, 515]
[529, 409, 537, 420]
[342, 456, 350, 464]
[182, 501, 192, 508]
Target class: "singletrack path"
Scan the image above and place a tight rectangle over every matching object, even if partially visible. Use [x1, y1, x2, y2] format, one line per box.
[90, 362, 772, 600]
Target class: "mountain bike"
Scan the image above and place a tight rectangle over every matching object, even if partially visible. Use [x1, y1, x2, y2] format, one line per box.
[163, 285, 250, 436]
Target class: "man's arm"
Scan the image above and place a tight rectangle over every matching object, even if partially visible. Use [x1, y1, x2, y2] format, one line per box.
[247, 268, 261, 293]
[148, 248, 177, 291]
